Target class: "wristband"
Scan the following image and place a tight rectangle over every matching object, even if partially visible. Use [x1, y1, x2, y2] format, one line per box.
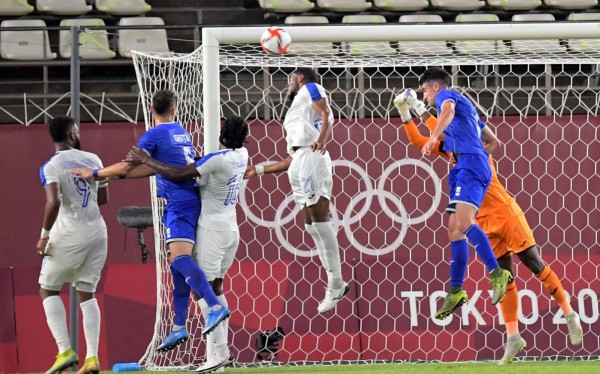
[41, 228, 50, 239]
[255, 165, 265, 176]
[92, 169, 99, 178]
[119, 175, 126, 179]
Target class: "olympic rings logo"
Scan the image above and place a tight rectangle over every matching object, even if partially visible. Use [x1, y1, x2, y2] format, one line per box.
[238, 159, 442, 257]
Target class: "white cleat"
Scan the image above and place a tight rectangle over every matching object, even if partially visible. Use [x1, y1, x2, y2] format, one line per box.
[498, 335, 526, 366]
[196, 353, 233, 373]
[566, 311, 583, 346]
[317, 282, 350, 314]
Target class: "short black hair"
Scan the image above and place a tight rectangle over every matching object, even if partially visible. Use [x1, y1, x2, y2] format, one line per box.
[152, 90, 177, 116]
[419, 67, 452, 87]
[220, 116, 249, 149]
[49, 116, 75, 143]
[292, 67, 318, 83]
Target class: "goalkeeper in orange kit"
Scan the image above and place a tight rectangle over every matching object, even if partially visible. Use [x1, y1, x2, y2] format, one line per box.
[394, 89, 583, 365]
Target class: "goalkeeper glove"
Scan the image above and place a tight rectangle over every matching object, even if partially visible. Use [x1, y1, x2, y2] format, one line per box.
[393, 94, 412, 123]
[399, 88, 428, 117]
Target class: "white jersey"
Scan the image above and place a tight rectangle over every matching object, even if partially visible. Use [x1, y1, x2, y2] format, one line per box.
[40, 149, 107, 244]
[195, 147, 249, 231]
[283, 82, 334, 154]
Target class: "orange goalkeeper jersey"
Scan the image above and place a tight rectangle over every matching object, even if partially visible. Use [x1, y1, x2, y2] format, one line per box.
[403, 117, 519, 218]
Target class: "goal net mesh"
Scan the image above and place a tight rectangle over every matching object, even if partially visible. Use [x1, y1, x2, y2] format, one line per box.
[132, 37, 600, 370]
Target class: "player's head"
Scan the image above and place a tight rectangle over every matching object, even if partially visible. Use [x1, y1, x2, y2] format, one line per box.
[419, 67, 452, 107]
[49, 116, 80, 150]
[287, 67, 318, 102]
[220, 115, 249, 149]
[151, 90, 177, 118]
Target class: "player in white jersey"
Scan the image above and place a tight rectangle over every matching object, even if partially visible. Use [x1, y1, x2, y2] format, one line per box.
[245, 67, 349, 314]
[125, 116, 249, 374]
[37, 116, 108, 374]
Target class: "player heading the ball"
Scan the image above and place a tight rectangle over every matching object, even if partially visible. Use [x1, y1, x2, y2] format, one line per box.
[245, 67, 349, 314]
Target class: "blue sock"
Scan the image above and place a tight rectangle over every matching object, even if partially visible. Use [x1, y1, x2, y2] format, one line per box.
[465, 224, 499, 273]
[450, 239, 469, 288]
[171, 264, 191, 327]
[171, 255, 220, 307]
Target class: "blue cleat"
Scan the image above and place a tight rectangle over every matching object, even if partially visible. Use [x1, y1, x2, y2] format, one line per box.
[202, 306, 230, 336]
[156, 328, 189, 352]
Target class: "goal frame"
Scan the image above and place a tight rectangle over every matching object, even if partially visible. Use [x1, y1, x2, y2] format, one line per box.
[201, 22, 600, 153]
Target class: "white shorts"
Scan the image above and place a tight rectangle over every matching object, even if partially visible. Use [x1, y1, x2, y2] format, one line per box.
[194, 226, 239, 282]
[288, 147, 333, 207]
[39, 235, 107, 293]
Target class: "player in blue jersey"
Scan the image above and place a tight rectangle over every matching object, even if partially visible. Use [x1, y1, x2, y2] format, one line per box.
[417, 67, 513, 320]
[125, 116, 249, 374]
[71, 90, 229, 352]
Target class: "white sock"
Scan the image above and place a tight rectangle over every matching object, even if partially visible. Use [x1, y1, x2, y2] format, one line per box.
[213, 294, 230, 358]
[306, 223, 327, 279]
[80, 298, 101, 359]
[42, 295, 71, 354]
[312, 221, 343, 289]
[198, 299, 214, 360]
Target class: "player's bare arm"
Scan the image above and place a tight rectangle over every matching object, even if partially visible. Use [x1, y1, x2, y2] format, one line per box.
[37, 182, 60, 257]
[481, 125, 502, 154]
[423, 101, 455, 155]
[245, 157, 292, 179]
[125, 146, 198, 181]
[310, 98, 331, 153]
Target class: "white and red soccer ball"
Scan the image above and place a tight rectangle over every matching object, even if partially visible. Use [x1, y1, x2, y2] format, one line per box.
[260, 26, 291, 54]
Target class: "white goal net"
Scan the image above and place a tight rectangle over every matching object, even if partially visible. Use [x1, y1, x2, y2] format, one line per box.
[132, 24, 600, 370]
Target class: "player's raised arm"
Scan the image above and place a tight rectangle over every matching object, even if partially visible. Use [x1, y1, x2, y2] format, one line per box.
[310, 98, 331, 153]
[125, 146, 197, 181]
[394, 90, 449, 159]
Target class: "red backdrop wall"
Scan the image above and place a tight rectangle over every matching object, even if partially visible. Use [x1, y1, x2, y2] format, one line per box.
[1, 116, 599, 372]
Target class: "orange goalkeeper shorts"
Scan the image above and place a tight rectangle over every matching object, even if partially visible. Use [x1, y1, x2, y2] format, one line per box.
[476, 203, 537, 259]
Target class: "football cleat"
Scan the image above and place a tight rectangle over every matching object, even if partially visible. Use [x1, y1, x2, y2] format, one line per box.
[156, 328, 189, 352]
[77, 356, 99, 374]
[434, 290, 468, 320]
[490, 268, 513, 305]
[565, 311, 583, 346]
[202, 306, 230, 336]
[45, 348, 78, 374]
[196, 353, 234, 373]
[318, 282, 350, 314]
[498, 335, 526, 365]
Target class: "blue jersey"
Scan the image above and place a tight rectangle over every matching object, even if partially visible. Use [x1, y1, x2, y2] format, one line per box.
[138, 122, 198, 202]
[435, 89, 487, 156]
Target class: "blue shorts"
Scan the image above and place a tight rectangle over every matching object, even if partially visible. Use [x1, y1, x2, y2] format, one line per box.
[446, 153, 491, 213]
[163, 198, 201, 244]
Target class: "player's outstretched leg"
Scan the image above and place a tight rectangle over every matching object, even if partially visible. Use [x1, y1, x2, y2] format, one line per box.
[434, 290, 468, 320]
[498, 335, 526, 365]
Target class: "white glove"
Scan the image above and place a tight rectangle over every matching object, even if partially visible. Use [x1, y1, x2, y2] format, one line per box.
[399, 88, 428, 117]
[393, 94, 412, 123]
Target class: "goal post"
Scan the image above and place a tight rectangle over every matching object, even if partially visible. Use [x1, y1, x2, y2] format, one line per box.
[133, 22, 600, 370]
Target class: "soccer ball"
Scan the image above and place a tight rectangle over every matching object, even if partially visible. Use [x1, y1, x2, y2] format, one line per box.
[260, 26, 291, 54]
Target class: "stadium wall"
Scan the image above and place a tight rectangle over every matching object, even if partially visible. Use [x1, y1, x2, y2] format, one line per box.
[1, 117, 598, 371]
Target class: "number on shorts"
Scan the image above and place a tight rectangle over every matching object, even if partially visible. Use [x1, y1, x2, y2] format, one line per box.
[74, 178, 91, 207]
